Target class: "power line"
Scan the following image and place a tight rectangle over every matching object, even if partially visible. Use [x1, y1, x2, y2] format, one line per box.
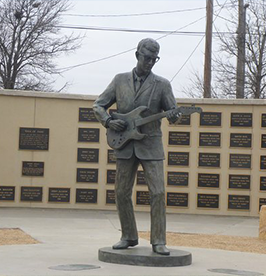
[58, 16, 208, 73]
[58, 24, 234, 36]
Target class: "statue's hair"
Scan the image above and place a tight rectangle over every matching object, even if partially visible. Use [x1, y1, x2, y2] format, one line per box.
[137, 38, 160, 54]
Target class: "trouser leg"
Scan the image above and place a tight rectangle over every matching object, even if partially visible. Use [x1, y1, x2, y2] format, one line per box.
[141, 160, 166, 245]
[115, 155, 139, 241]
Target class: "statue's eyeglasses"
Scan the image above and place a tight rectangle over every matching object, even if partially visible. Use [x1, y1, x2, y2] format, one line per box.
[138, 52, 160, 63]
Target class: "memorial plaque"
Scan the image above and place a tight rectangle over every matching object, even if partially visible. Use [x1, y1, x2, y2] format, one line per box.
[137, 171, 147, 185]
[229, 154, 251, 169]
[19, 128, 49, 150]
[22, 162, 44, 176]
[77, 168, 98, 183]
[76, 189, 97, 203]
[79, 108, 98, 122]
[21, 187, 42, 202]
[107, 150, 116, 164]
[167, 192, 188, 207]
[261, 156, 266, 170]
[0, 186, 15, 201]
[260, 176, 266, 191]
[78, 128, 99, 142]
[106, 190, 116, 204]
[229, 175, 250, 190]
[259, 198, 266, 211]
[136, 191, 150, 206]
[198, 173, 220, 188]
[48, 188, 70, 203]
[177, 115, 191, 126]
[167, 172, 189, 186]
[197, 194, 219, 208]
[199, 132, 221, 147]
[77, 148, 99, 163]
[262, 114, 266, 127]
[198, 153, 220, 167]
[228, 195, 250, 210]
[231, 113, 252, 127]
[261, 134, 266, 148]
[200, 112, 221, 126]
[230, 133, 252, 148]
[107, 170, 116, 184]
[168, 132, 190, 146]
[168, 152, 189, 166]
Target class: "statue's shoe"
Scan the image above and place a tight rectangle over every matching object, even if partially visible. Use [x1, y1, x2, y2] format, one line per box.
[152, 244, 170, 255]
[112, 239, 138, 250]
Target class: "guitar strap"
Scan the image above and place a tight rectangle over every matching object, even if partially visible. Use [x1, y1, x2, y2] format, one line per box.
[147, 80, 157, 110]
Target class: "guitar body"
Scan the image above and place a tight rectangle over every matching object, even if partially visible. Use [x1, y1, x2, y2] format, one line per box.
[107, 106, 148, 150]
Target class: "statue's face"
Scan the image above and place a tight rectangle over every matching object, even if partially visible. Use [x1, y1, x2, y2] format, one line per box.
[136, 46, 160, 76]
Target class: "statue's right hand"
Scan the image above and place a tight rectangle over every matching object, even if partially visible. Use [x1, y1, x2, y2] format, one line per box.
[108, 119, 127, 131]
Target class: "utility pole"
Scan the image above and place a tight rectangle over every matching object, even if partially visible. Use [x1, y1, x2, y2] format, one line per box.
[203, 0, 213, 98]
[236, 0, 248, 98]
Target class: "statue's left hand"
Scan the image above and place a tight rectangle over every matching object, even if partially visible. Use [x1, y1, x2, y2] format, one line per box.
[167, 109, 181, 124]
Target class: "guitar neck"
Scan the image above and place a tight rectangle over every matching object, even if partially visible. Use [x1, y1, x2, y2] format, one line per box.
[135, 110, 171, 127]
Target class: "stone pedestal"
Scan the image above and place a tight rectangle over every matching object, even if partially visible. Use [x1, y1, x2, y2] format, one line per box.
[259, 205, 266, 240]
[98, 246, 192, 267]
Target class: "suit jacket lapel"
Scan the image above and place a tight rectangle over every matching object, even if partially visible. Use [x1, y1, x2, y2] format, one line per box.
[135, 72, 155, 100]
[127, 70, 136, 96]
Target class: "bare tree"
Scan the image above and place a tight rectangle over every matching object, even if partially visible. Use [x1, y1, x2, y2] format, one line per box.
[0, 0, 81, 91]
[182, 0, 266, 99]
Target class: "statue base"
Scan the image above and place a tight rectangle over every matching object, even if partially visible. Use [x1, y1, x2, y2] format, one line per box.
[98, 246, 192, 267]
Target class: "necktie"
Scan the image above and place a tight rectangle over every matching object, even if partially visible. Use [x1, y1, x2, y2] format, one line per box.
[135, 77, 143, 92]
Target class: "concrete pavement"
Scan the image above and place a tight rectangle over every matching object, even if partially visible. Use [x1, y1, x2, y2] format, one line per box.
[0, 208, 265, 276]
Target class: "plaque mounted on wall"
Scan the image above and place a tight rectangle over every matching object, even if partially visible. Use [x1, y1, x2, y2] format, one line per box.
[79, 108, 98, 122]
[107, 150, 117, 164]
[21, 187, 42, 202]
[231, 113, 252, 127]
[230, 133, 252, 148]
[48, 188, 70, 203]
[0, 186, 15, 201]
[76, 189, 97, 204]
[22, 162, 44, 177]
[228, 195, 250, 210]
[260, 176, 266, 191]
[76, 168, 98, 183]
[137, 171, 147, 185]
[229, 175, 250, 190]
[19, 128, 49, 150]
[136, 191, 150, 205]
[198, 153, 220, 167]
[260, 156, 266, 170]
[167, 192, 188, 207]
[167, 172, 189, 186]
[262, 114, 266, 127]
[176, 115, 191, 125]
[106, 190, 116, 204]
[259, 198, 266, 211]
[197, 194, 219, 208]
[200, 112, 222, 126]
[261, 134, 266, 148]
[168, 132, 190, 146]
[198, 173, 220, 188]
[199, 132, 221, 147]
[107, 170, 116, 184]
[168, 152, 189, 166]
[78, 128, 100, 142]
[229, 154, 251, 169]
[77, 148, 99, 163]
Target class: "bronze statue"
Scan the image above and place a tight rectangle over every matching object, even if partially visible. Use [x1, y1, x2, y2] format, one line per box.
[93, 38, 180, 255]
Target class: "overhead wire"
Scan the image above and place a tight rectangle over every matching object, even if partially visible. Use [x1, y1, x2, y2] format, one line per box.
[170, 0, 230, 83]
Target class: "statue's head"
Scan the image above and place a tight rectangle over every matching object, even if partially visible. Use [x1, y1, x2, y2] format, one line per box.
[135, 38, 160, 76]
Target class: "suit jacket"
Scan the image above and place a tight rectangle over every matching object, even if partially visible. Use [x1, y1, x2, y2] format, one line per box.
[93, 69, 177, 160]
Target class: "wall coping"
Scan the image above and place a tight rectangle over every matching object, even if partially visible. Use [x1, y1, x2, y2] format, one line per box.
[1, 89, 266, 105]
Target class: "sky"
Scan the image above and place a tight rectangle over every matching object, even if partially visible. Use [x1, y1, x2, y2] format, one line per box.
[54, 0, 234, 97]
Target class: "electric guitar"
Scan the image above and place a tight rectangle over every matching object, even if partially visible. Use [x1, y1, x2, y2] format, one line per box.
[107, 105, 202, 150]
